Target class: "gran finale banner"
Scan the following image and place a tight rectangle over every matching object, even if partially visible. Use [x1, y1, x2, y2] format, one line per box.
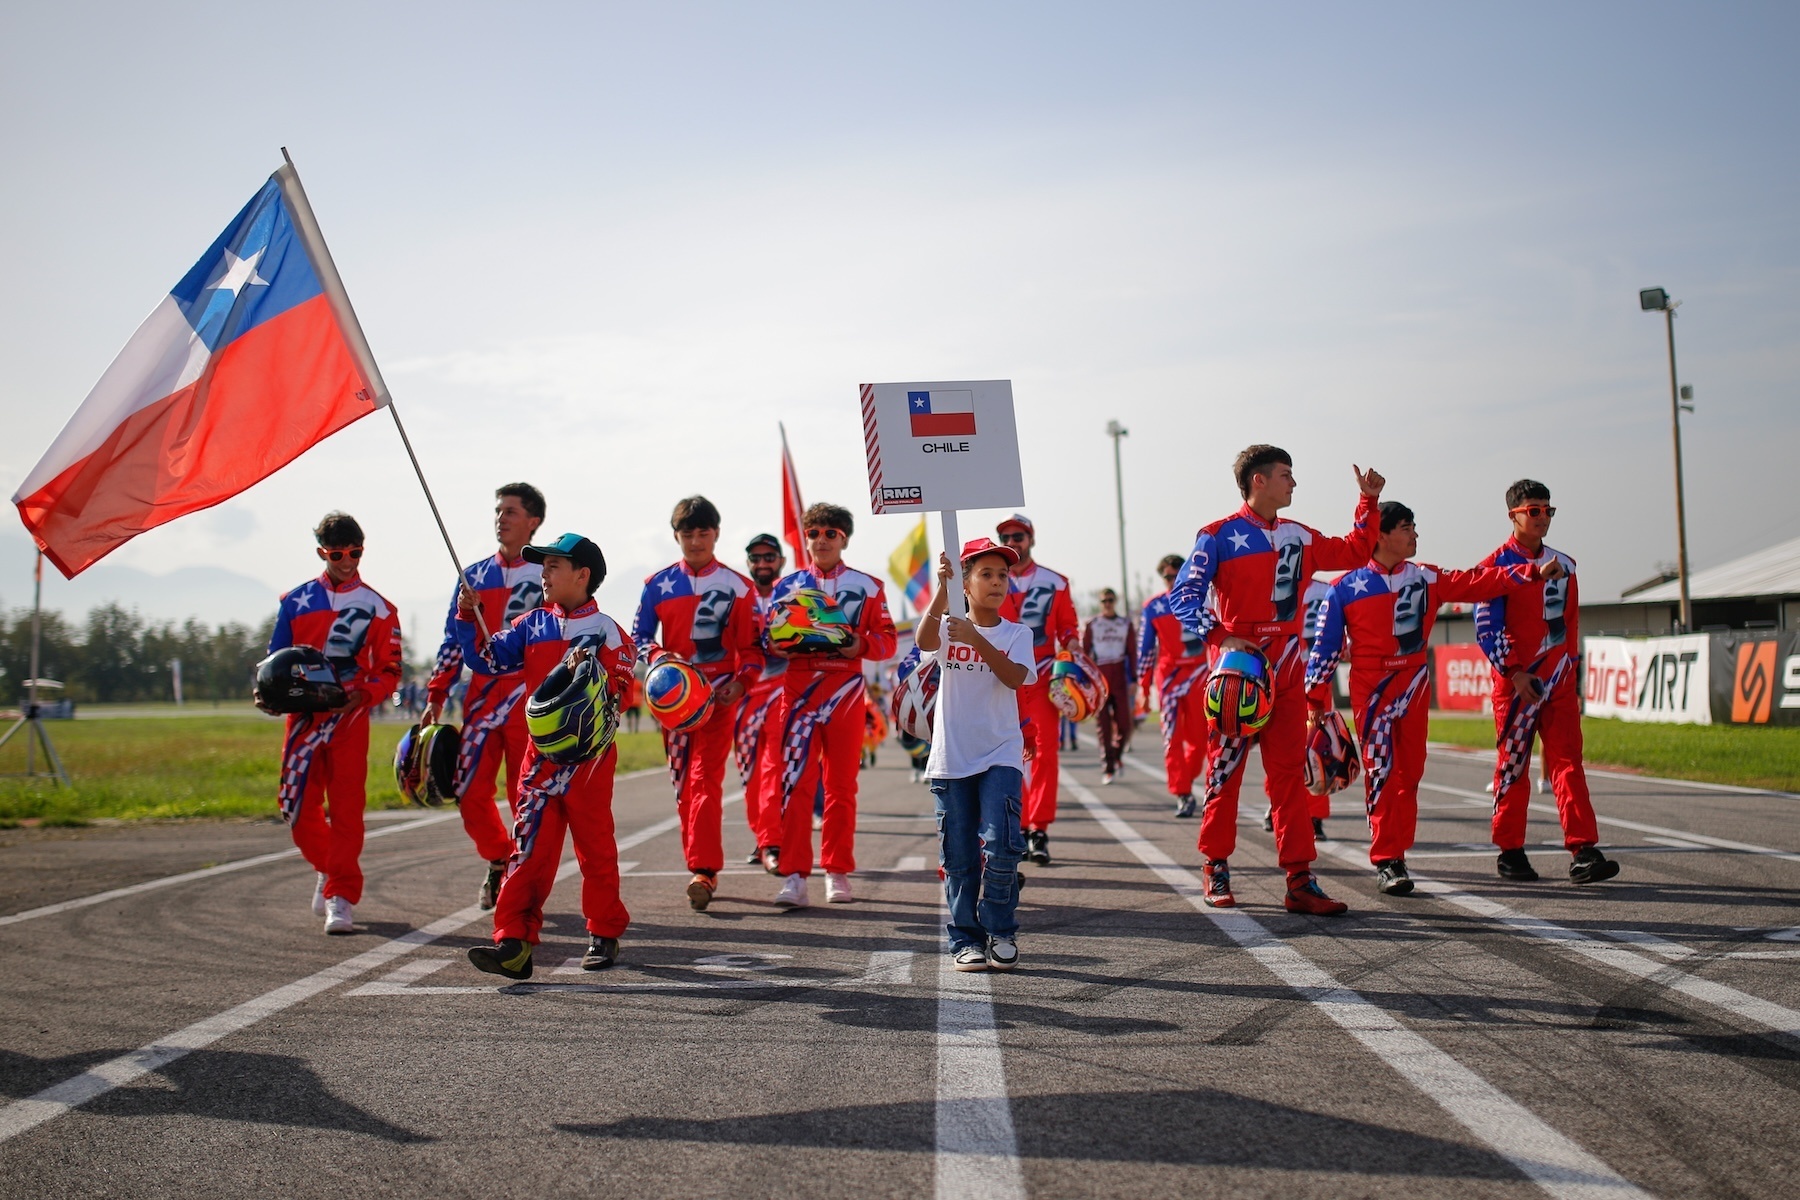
[1583, 633, 1800, 726]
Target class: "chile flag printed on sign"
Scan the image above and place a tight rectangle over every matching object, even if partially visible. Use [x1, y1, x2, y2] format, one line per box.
[12, 173, 381, 578]
[908, 390, 977, 437]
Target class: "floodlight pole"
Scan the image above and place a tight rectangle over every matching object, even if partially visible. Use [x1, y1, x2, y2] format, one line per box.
[1642, 290, 1694, 633]
[1106, 420, 1130, 611]
[1663, 306, 1693, 633]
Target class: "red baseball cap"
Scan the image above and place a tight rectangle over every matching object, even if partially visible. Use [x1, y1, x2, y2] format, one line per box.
[995, 513, 1033, 535]
[960, 536, 1019, 566]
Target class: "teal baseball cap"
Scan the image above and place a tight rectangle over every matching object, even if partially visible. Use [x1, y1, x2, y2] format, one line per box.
[522, 532, 607, 585]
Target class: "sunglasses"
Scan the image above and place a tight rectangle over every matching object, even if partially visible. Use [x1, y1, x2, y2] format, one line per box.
[320, 546, 363, 561]
[748, 552, 781, 564]
[1509, 505, 1557, 519]
[804, 527, 846, 541]
[998, 532, 1030, 543]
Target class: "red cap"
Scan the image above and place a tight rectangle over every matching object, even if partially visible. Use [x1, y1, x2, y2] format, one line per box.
[995, 513, 1033, 535]
[960, 536, 1019, 566]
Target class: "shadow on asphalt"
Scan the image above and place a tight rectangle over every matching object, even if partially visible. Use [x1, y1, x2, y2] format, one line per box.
[0, 1049, 433, 1143]
[553, 1087, 1520, 1178]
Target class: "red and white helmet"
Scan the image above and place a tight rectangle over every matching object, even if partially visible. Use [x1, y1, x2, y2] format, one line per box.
[1048, 648, 1108, 723]
[890, 645, 940, 739]
[1304, 709, 1361, 796]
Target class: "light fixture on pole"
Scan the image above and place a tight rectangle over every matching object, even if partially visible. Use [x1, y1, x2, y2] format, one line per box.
[1639, 287, 1693, 633]
[1105, 420, 1130, 611]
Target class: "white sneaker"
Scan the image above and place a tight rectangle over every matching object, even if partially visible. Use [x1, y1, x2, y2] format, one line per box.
[1101, 771, 1116, 785]
[323, 895, 354, 935]
[310, 873, 327, 917]
[774, 874, 809, 908]
[1537, 775, 1552, 795]
[910, 768, 923, 784]
[825, 872, 853, 903]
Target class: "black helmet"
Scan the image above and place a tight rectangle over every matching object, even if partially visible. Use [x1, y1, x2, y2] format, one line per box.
[395, 722, 462, 806]
[254, 646, 347, 714]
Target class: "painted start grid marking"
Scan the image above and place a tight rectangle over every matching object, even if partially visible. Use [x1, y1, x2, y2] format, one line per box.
[1066, 771, 1653, 1200]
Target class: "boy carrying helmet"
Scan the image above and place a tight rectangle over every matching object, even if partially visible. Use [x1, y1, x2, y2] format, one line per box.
[264, 512, 402, 936]
[456, 533, 637, 979]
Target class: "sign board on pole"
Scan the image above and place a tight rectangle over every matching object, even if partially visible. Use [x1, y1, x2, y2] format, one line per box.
[859, 380, 1025, 514]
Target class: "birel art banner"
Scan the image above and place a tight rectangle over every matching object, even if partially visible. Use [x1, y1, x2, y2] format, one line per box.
[1583, 635, 1712, 724]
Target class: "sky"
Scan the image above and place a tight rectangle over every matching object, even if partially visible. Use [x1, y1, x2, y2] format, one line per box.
[3, 2, 1797, 648]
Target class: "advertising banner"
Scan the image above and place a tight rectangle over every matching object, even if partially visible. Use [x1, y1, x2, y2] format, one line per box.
[1582, 635, 1712, 724]
[859, 380, 1025, 514]
[1709, 630, 1800, 727]
[1433, 645, 1493, 712]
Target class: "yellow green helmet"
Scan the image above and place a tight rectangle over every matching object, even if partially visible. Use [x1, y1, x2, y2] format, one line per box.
[526, 651, 619, 765]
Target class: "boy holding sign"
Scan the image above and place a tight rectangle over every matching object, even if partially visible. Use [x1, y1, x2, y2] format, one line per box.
[917, 538, 1037, 971]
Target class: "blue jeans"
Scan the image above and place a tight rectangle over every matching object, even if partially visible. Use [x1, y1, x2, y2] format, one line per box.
[930, 766, 1025, 950]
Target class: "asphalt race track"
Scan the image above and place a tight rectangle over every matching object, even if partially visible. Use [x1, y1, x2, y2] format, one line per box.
[2, 741, 1798, 1199]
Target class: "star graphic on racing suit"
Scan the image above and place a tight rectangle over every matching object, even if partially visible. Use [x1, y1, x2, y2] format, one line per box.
[1348, 574, 1370, 594]
[290, 588, 315, 611]
[658, 577, 676, 594]
[1228, 530, 1252, 551]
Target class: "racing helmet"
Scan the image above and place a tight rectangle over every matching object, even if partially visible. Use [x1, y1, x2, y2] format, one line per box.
[253, 646, 346, 714]
[890, 645, 941, 740]
[767, 588, 854, 651]
[644, 655, 714, 733]
[394, 722, 462, 806]
[526, 651, 619, 765]
[1048, 648, 1109, 723]
[1303, 708, 1361, 796]
[1203, 647, 1275, 737]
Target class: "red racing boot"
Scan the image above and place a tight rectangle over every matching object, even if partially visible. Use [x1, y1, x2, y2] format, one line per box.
[1284, 872, 1348, 916]
[1201, 859, 1236, 908]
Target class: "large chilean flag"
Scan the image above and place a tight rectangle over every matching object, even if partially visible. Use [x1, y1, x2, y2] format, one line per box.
[13, 169, 384, 578]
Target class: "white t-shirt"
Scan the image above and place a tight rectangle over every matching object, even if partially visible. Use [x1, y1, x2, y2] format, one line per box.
[924, 616, 1038, 780]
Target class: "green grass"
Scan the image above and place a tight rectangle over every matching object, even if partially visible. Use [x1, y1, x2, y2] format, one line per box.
[1429, 714, 1800, 794]
[0, 716, 668, 823]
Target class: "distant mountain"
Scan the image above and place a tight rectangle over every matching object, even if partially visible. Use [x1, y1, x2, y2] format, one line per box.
[0, 530, 276, 628]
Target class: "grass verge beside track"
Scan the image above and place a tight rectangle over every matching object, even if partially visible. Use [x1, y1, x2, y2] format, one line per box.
[0, 717, 667, 824]
[1429, 713, 1800, 793]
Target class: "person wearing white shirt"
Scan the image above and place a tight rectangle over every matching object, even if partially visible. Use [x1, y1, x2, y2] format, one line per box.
[916, 537, 1038, 972]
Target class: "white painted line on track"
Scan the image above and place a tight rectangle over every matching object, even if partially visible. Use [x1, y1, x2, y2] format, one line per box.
[348, 947, 913, 997]
[1311, 838, 1800, 1043]
[935, 941, 1026, 1200]
[1425, 742, 1800, 801]
[0, 796, 702, 1145]
[1417, 781, 1800, 865]
[0, 765, 678, 929]
[0, 810, 462, 929]
[1067, 772, 1654, 1200]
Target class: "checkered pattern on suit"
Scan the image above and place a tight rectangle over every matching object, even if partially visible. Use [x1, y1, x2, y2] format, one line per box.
[1356, 664, 1430, 816]
[454, 676, 527, 796]
[1492, 655, 1571, 804]
[278, 712, 343, 826]
[779, 673, 867, 809]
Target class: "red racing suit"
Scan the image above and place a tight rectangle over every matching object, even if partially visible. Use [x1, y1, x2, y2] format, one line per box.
[269, 572, 403, 906]
[632, 559, 763, 876]
[768, 563, 897, 877]
[1305, 558, 1533, 864]
[1474, 539, 1596, 852]
[998, 563, 1079, 829]
[1082, 612, 1136, 775]
[1167, 496, 1378, 871]
[1138, 589, 1210, 797]
[456, 599, 636, 945]
[427, 552, 543, 864]
[735, 589, 788, 852]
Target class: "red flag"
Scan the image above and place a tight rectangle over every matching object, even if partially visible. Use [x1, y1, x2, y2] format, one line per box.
[780, 422, 811, 570]
[13, 166, 385, 578]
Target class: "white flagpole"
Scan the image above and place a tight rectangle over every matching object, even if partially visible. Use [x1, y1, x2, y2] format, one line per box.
[274, 148, 489, 638]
